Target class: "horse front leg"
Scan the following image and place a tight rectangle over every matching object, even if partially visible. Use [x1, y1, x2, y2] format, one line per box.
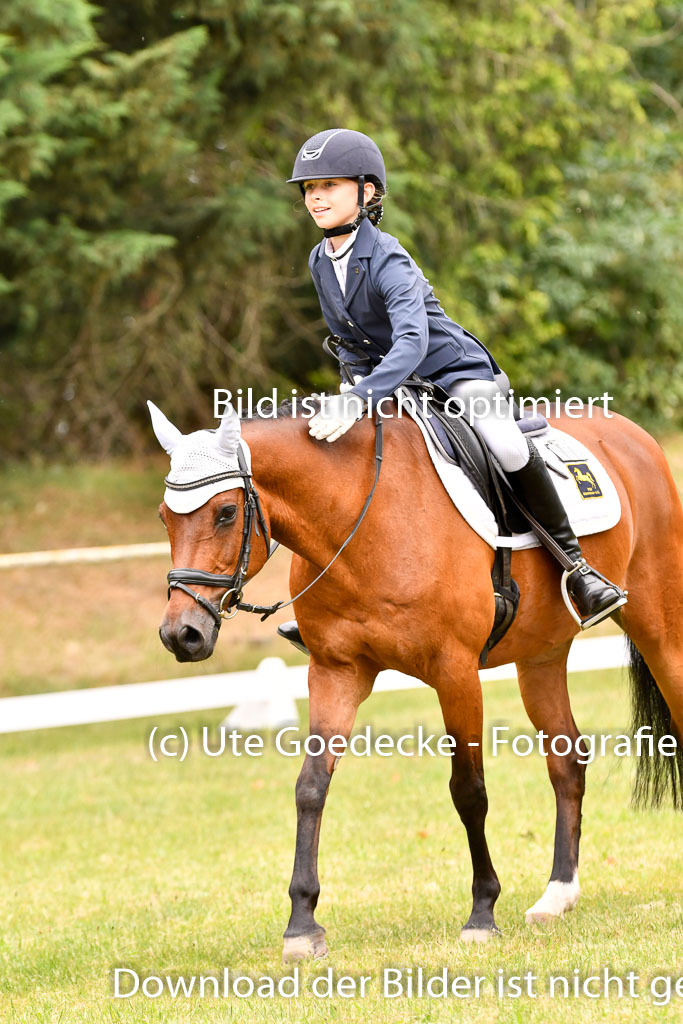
[282, 656, 375, 962]
[435, 664, 501, 942]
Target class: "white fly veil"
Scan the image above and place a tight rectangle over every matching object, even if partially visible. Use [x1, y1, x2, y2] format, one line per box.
[147, 401, 252, 514]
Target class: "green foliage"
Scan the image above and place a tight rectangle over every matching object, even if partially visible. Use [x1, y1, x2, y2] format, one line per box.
[0, 1, 217, 456]
[390, 0, 683, 425]
[0, 0, 681, 457]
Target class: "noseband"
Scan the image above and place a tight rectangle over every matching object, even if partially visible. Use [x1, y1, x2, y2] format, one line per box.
[166, 446, 271, 627]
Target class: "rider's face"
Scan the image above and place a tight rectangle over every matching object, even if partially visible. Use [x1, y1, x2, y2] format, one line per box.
[303, 178, 374, 231]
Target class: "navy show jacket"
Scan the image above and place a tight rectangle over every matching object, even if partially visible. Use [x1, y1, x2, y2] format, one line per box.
[308, 216, 500, 404]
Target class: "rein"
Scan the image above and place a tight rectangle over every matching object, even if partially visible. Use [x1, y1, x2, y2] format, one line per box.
[166, 417, 384, 627]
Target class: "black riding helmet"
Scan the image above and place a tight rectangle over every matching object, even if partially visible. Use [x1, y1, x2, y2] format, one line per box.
[288, 128, 386, 237]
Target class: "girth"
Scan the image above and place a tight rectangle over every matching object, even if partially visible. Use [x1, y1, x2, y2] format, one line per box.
[395, 379, 522, 664]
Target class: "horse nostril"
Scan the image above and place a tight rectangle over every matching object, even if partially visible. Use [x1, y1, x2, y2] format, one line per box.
[159, 625, 174, 653]
[179, 624, 204, 652]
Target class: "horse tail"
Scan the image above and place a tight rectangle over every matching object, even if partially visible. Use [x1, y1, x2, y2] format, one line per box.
[628, 637, 683, 810]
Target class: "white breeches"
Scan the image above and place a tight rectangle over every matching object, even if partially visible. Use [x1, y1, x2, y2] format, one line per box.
[447, 379, 531, 473]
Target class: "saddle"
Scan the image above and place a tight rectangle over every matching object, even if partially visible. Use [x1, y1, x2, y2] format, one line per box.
[322, 339, 547, 666]
[396, 378, 544, 665]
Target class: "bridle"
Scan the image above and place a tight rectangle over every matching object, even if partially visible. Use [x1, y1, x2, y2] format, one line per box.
[166, 446, 271, 627]
[166, 418, 383, 628]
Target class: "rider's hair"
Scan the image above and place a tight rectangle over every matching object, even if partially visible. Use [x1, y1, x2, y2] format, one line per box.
[366, 176, 386, 227]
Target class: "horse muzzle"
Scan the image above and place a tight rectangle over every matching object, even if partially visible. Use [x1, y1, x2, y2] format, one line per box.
[159, 607, 219, 662]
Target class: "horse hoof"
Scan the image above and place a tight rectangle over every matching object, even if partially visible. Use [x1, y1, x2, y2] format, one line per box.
[282, 929, 328, 963]
[525, 876, 580, 924]
[459, 927, 497, 944]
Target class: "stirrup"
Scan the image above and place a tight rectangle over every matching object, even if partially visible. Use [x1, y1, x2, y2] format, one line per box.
[560, 559, 628, 630]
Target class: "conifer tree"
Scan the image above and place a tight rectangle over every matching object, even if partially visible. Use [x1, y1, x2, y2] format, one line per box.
[0, 0, 680, 456]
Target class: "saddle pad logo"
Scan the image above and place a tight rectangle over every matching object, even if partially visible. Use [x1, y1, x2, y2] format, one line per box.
[545, 438, 586, 462]
[567, 463, 603, 499]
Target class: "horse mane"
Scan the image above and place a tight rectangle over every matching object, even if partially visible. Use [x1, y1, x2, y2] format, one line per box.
[243, 398, 322, 421]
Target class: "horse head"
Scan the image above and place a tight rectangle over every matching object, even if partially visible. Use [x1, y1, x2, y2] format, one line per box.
[149, 401, 270, 662]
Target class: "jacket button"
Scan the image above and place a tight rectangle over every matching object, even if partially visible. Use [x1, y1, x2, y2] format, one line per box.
[347, 320, 353, 326]
[363, 339, 370, 345]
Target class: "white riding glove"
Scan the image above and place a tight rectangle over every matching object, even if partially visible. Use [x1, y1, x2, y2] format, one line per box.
[339, 374, 363, 393]
[309, 391, 365, 443]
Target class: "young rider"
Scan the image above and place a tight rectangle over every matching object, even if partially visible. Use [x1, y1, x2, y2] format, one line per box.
[282, 128, 626, 642]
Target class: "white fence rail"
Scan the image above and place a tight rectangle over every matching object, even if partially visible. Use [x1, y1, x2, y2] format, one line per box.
[0, 541, 169, 570]
[0, 636, 627, 735]
[0, 541, 627, 734]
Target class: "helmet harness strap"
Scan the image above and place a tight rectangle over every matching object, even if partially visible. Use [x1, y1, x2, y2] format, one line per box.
[322, 175, 369, 238]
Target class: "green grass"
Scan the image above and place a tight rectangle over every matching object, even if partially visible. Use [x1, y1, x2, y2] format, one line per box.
[1, 670, 682, 1023]
[0, 459, 167, 553]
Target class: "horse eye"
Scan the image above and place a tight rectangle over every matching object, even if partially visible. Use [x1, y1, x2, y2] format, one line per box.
[217, 504, 237, 525]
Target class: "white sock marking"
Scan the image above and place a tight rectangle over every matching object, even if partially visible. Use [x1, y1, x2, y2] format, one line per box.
[525, 870, 580, 921]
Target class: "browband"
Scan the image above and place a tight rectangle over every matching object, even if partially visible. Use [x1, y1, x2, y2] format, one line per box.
[164, 469, 250, 492]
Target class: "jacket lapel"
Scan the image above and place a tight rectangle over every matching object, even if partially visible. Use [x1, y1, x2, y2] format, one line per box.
[342, 218, 376, 309]
[340, 217, 376, 310]
[312, 218, 377, 320]
[342, 254, 364, 309]
[317, 249, 348, 321]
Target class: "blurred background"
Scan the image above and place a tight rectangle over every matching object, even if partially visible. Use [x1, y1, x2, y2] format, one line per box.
[1, 0, 682, 696]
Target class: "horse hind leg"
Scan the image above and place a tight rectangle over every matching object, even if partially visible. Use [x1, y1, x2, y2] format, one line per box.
[516, 644, 584, 923]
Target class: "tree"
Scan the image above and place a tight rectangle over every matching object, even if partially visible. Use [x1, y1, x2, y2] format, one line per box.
[0, 0, 217, 455]
[1, 0, 681, 458]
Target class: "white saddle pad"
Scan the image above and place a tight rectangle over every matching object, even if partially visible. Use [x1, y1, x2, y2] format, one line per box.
[406, 409, 621, 551]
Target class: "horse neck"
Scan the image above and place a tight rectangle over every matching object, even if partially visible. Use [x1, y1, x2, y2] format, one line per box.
[243, 416, 377, 565]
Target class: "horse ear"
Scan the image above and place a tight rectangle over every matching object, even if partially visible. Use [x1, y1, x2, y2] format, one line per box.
[147, 400, 183, 455]
[214, 403, 242, 456]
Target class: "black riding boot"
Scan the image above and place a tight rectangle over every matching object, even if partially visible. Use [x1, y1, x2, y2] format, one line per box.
[507, 445, 627, 627]
[277, 620, 309, 655]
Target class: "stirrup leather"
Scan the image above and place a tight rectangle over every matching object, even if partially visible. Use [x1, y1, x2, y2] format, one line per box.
[560, 559, 628, 630]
